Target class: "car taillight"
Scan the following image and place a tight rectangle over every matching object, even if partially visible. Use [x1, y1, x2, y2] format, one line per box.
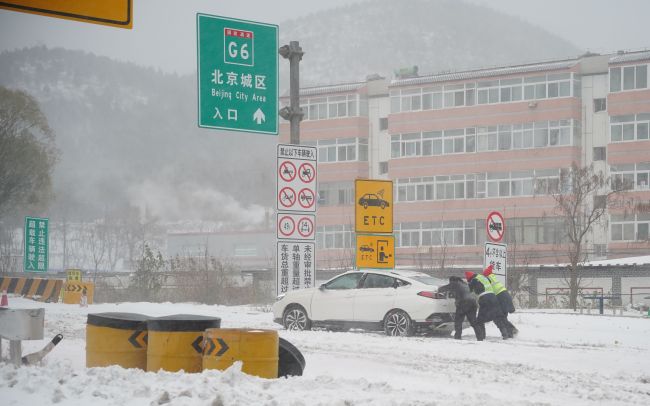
[417, 291, 445, 299]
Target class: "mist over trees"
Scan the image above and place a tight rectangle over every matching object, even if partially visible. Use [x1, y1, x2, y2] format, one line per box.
[0, 86, 57, 222]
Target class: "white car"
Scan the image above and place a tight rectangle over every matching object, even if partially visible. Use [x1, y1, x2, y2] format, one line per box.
[272, 269, 457, 336]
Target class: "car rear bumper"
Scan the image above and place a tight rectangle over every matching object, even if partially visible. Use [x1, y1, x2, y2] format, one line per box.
[413, 312, 456, 331]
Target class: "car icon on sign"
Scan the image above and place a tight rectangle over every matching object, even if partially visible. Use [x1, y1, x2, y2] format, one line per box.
[359, 245, 374, 252]
[358, 193, 389, 209]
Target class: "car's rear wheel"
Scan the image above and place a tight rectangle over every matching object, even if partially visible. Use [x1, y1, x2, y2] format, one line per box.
[283, 305, 312, 331]
[363, 201, 368, 209]
[380, 201, 386, 209]
[384, 309, 414, 337]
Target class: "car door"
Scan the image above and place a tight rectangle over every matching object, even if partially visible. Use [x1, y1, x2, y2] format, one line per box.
[310, 272, 363, 321]
[353, 273, 397, 322]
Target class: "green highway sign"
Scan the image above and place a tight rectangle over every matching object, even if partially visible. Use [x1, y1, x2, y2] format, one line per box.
[24, 216, 48, 272]
[197, 14, 278, 135]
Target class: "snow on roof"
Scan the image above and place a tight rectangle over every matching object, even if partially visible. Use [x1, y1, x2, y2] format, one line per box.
[391, 59, 578, 87]
[281, 82, 366, 98]
[582, 255, 650, 266]
[609, 50, 650, 65]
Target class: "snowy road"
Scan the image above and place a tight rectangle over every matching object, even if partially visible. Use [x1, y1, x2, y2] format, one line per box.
[2, 299, 650, 405]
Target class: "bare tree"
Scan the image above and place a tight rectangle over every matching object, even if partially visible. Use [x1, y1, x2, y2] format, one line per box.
[552, 163, 620, 309]
[85, 221, 107, 283]
[0, 225, 21, 275]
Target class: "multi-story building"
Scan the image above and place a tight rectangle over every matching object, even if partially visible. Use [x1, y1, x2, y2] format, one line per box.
[280, 50, 650, 270]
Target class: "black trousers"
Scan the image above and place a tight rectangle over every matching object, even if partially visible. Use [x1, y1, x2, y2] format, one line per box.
[477, 294, 510, 339]
[496, 291, 517, 337]
[454, 300, 482, 340]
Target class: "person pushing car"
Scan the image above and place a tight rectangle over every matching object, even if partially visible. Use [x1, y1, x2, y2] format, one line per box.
[483, 264, 518, 337]
[465, 271, 510, 340]
[438, 276, 482, 340]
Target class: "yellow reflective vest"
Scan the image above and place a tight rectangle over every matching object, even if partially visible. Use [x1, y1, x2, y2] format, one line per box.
[487, 273, 507, 295]
[475, 274, 494, 294]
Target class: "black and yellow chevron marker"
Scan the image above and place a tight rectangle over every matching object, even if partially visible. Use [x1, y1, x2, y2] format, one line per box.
[145, 315, 221, 373]
[202, 328, 279, 378]
[86, 313, 149, 370]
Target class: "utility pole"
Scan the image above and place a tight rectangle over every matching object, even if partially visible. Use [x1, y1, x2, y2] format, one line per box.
[278, 41, 304, 145]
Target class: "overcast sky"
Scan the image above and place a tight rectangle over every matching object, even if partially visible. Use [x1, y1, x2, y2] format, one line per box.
[1, 0, 649, 75]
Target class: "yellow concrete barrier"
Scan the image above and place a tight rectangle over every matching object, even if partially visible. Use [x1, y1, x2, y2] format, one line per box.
[146, 315, 221, 373]
[86, 312, 149, 369]
[63, 281, 94, 304]
[202, 328, 279, 379]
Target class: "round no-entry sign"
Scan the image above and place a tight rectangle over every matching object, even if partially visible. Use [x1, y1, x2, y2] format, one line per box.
[486, 211, 505, 242]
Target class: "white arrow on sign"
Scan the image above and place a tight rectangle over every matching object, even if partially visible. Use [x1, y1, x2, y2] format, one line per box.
[253, 108, 265, 124]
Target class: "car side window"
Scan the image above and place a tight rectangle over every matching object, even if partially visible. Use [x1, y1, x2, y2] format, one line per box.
[394, 278, 410, 288]
[325, 273, 364, 290]
[361, 274, 395, 289]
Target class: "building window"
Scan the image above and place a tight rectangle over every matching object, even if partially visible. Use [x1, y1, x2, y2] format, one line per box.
[611, 162, 650, 191]
[594, 98, 606, 113]
[395, 220, 479, 247]
[317, 182, 354, 207]
[391, 119, 576, 159]
[299, 93, 366, 121]
[394, 168, 561, 202]
[390, 73, 577, 113]
[593, 147, 606, 161]
[610, 64, 648, 93]
[610, 113, 650, 142]
[379, 117, 388, 131]
[610, 213, 650, 241]
[379, 161, 388, 174]
[304, 137, 369, 163]
[316, 225, 353, 249]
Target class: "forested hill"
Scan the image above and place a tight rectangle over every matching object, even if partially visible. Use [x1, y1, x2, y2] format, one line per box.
[0, 46, 276, 225]
[279, 0, 579, 87]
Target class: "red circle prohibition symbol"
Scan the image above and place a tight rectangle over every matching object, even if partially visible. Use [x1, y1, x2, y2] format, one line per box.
[278, 216, 296, 237]
[278, 161, 297, 182]
[279, 187, 296, 208]
[298, 162, 316, 183]
[297, 217, 314, 238]
[486, 211, 505, 242]
[298, 188, 315, 209]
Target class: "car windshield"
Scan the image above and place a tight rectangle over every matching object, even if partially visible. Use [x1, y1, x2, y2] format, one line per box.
[410, 276, 447, 287]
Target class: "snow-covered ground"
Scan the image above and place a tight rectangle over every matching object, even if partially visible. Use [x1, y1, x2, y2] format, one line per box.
[2, 298, 650, 405]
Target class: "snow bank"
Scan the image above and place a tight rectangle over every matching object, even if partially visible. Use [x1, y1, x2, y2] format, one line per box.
[2, 299, 650, 405]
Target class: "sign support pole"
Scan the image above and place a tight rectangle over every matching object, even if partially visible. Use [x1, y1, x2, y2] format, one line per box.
[279, 41, 304, 145]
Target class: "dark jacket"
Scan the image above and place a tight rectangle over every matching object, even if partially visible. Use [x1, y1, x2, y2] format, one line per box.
[438, 277, 475, 307]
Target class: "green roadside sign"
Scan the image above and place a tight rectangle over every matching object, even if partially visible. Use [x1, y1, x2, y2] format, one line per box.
[24, 216, 48, 272]
[197, 14, 278, 135]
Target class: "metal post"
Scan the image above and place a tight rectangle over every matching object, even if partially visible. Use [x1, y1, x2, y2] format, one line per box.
[599, 296, 604, 315]
[279, 41, 304, 145]
[9, 340, 21, 366]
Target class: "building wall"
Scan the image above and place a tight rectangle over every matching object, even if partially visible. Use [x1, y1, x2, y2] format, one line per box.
[275, 52, 650, 271]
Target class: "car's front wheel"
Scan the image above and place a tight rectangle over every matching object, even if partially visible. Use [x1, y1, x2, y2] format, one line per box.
[283, 305, 312, 331]
[384, 309, 414, 337]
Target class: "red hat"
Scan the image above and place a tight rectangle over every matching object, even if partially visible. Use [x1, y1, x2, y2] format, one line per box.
[464, 271, 475, 281]
[483, 264, 493, 276]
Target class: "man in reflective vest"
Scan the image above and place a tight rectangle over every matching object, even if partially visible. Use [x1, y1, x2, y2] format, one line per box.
[483, 265, 518, 338]
[465, 271, 510, 340]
